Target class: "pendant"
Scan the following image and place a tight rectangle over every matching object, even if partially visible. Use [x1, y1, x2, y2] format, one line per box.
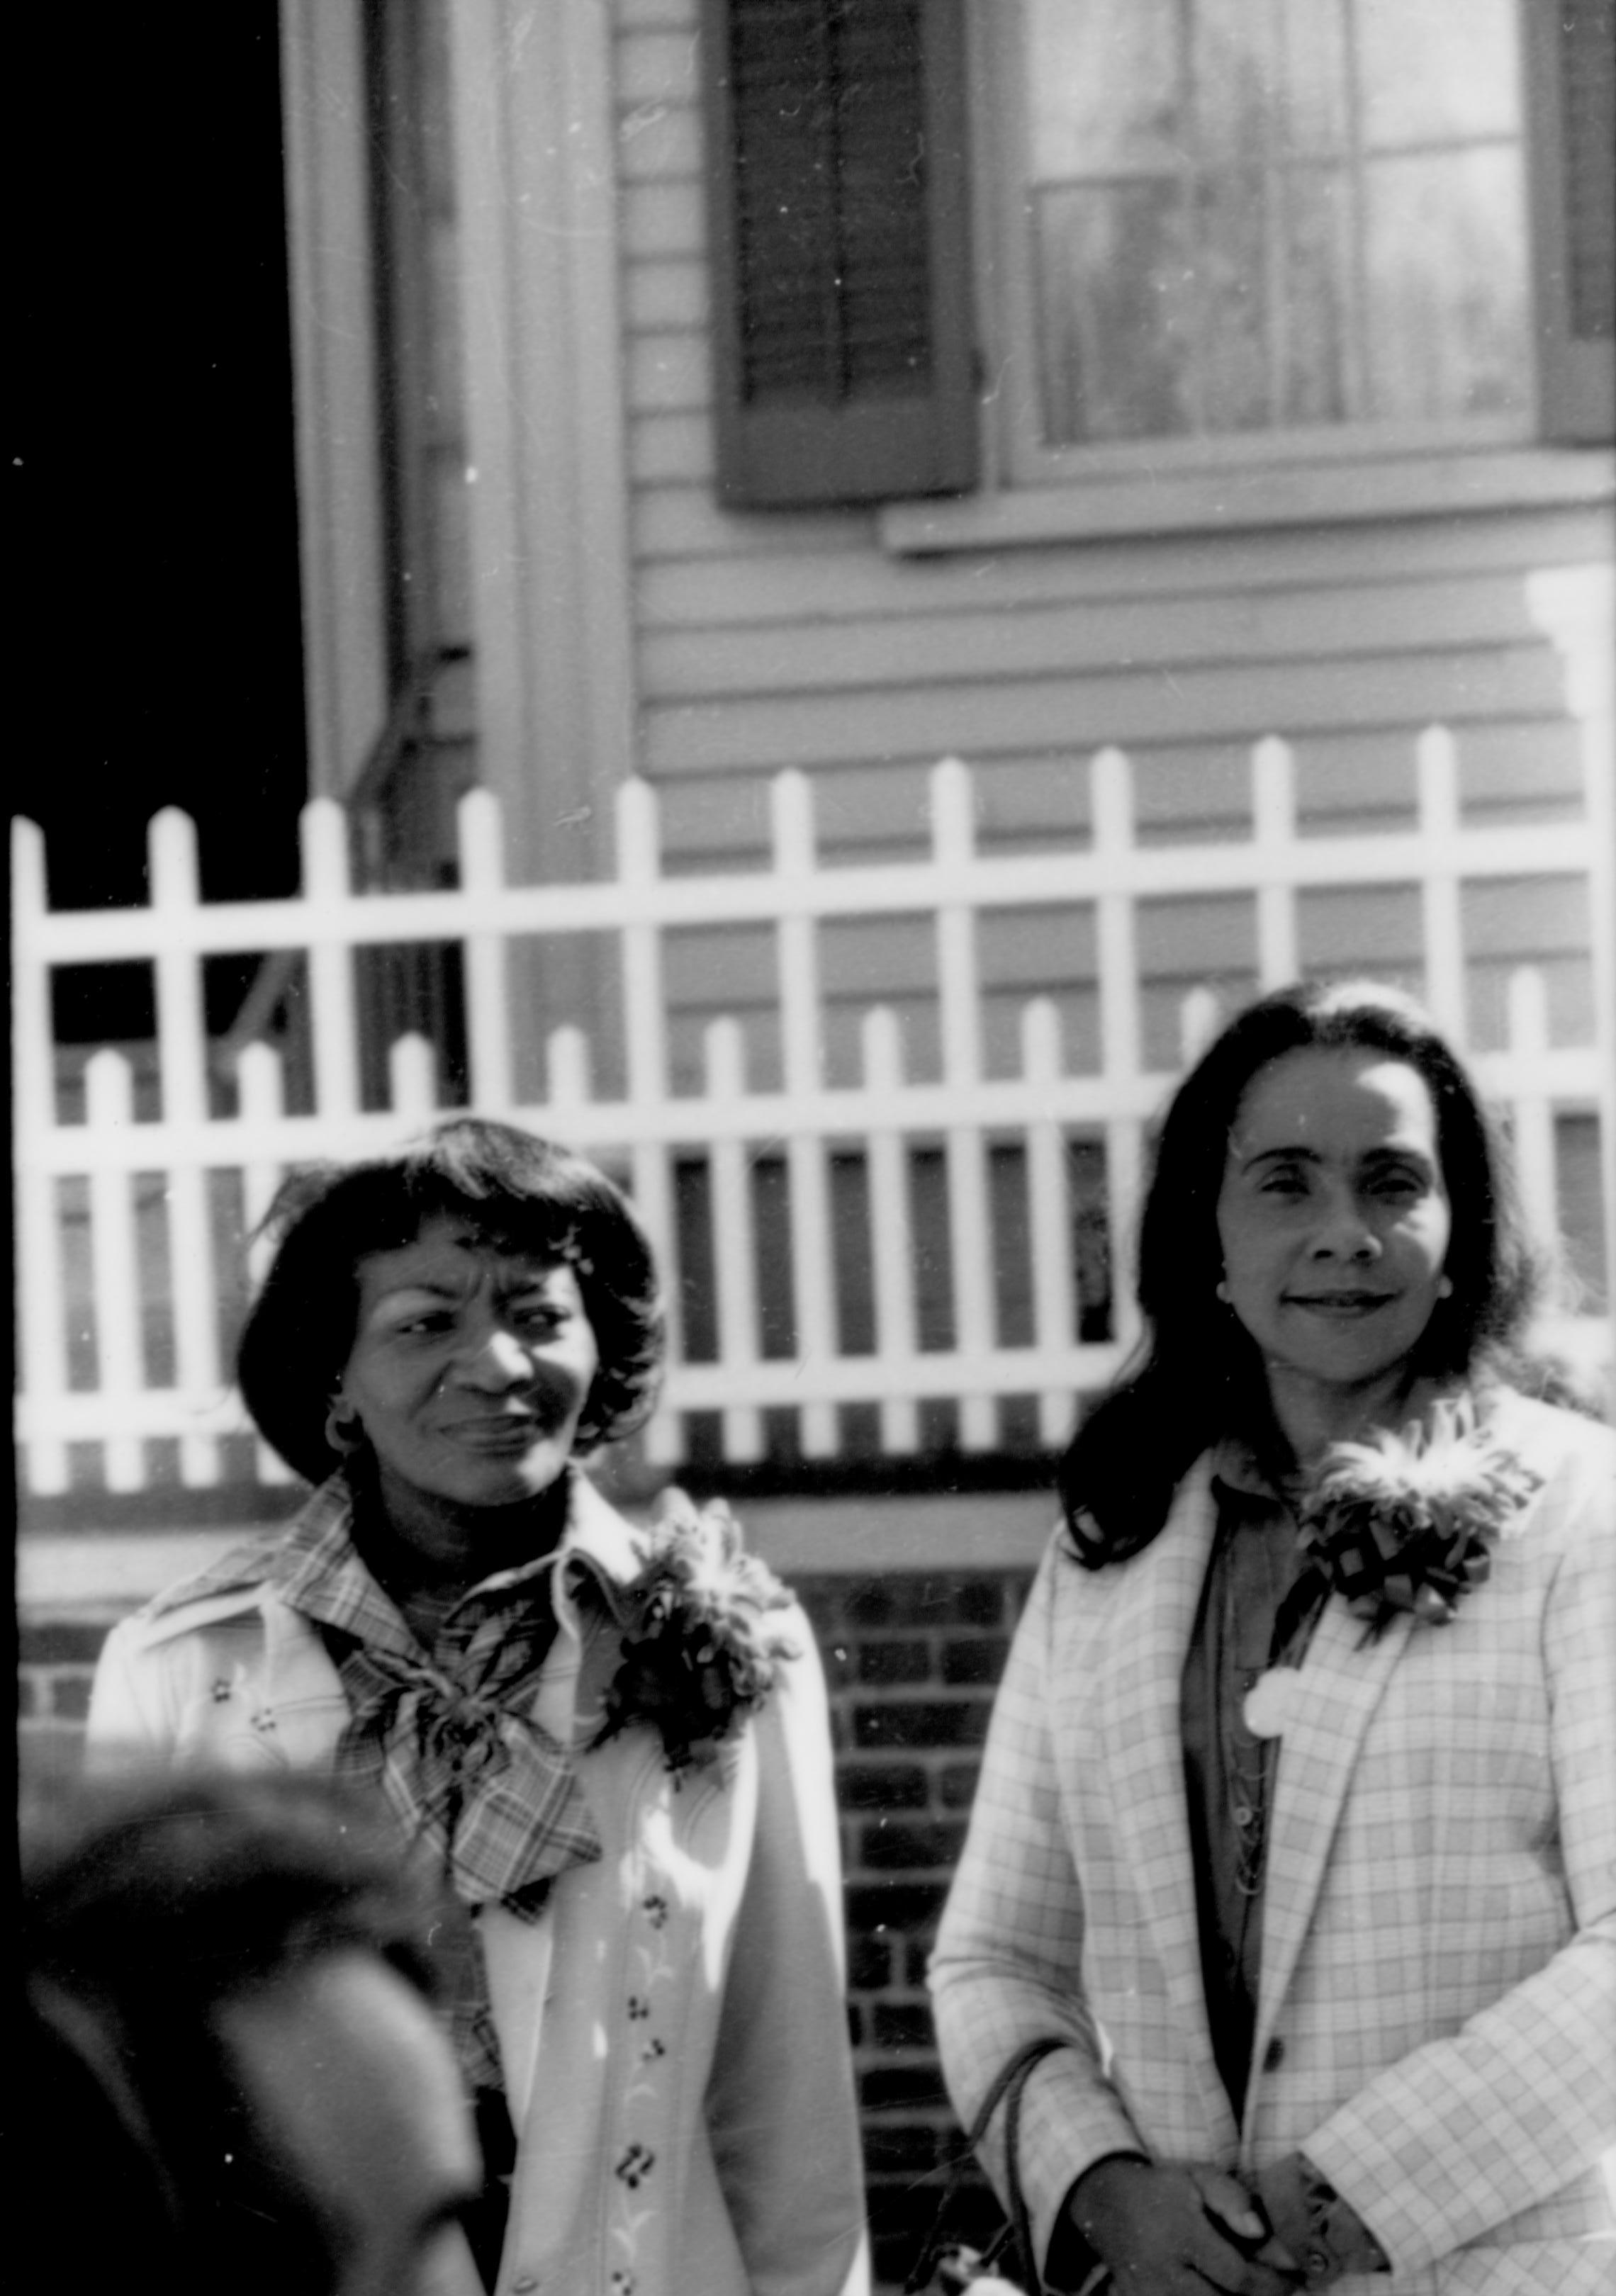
[1242, 1668, 1298, 1739]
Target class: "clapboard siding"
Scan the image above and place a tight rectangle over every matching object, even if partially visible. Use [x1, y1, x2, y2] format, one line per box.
[639, 648, 1568, 777]
[606, 0, 1603, 952]
[644, 725, 1586, 885]
[632, 508, 1613, 626]
[639, 579, 1557, 699]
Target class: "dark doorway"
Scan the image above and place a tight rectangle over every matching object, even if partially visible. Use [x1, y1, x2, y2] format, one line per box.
[13, 9, 308, 1041]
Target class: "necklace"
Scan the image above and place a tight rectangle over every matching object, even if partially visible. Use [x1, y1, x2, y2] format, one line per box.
[1217, 1504, 1320, 1897]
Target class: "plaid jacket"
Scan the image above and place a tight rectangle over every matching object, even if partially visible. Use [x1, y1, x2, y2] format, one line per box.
[931, 1391, 1616, 2295]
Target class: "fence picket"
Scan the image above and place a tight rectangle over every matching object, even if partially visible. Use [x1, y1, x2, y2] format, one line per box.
[302, 797, 360, 1118]
[1417, 727, 1466, 1045]
[1022, 999, 1077, 1448]
[1505, 967, 1557, 1253]
[1252, 738, 1298, 989]
[863, 1008, 921, 1455]
[933, 759, 997, 1450]
[235, 1040, 296, 1485]
[389, 1032, 439, 1119]
[150, 808, 225, 1484]
[85, 1052, 145, 1490]
[12, 737, 1611, 1495]
[459, 788, 515, 1111]
[1092, 749, 1145, 1356]
[774, 770, 837, 1457]
[705, 1019, 765, 1463]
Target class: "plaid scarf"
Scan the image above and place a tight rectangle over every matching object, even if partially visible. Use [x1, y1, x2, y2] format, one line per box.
[269, 1478, 603, 2091]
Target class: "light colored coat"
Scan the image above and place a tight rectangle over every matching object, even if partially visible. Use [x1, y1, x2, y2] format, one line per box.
[89, 1475, 870, 2296]
[931, 1392, 1616, 2295]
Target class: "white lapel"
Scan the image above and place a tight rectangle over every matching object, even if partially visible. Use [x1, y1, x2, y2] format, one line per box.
[1249, 1596, 1415, 2094]
[1094, 1459, 1240, 2155]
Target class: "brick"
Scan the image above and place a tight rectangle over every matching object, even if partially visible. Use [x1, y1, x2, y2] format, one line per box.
[816, 1638, 858, 1689]
[842, 1577, 999, 1631]
[860, 2061, 949, 2112]
[861, 2122, 941, 2176]
[940, 1635, 1008, 1687]
[853, 1699, 992, 1751]
[906, 1937, 938, 1987]
[936, 1762, 982, 1811]
[848, 1935, 895, 1991]
[953, 1578, 1012, 1628]
[18, 1674, 40, 1720]
[50, 1673, 93, 1721]
[856, 1637, 933, 1687]
[838, 1762, 928, 1811]
[846, 1881, 947, 1937]
[858, 1819, 965, 1872]
[873, 2000, 937, 2051]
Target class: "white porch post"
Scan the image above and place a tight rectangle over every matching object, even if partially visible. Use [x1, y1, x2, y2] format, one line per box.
[278, 0, 389, 799]
[446, 0, 637, 887]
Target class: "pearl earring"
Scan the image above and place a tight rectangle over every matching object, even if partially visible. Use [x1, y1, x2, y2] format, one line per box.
[1215, 1278, 1232, 1304]
[1437, 1275, 1454, 1299]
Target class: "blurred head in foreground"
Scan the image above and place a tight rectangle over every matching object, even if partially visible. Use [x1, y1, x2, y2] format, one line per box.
[20, 1774, 483, 2296]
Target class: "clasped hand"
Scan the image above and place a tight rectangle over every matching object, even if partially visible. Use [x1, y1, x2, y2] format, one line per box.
[1062, 2156, 1307, 2293]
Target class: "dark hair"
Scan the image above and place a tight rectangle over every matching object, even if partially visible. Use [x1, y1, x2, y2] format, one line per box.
[21, 1775, 445, 2296]
[237, 1118, 664, 1484]
[1057, 979, 1543, 1568]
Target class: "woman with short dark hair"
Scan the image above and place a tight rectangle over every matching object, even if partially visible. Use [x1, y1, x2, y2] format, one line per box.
[91, 1118, 868, 2296]
[932, 981, 1614, 2295]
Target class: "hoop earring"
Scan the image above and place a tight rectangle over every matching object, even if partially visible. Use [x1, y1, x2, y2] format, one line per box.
[324, 1400, 364, 1457]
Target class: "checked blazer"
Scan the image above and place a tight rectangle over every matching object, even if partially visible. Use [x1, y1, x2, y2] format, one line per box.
[931, 1391, 1616, 2295]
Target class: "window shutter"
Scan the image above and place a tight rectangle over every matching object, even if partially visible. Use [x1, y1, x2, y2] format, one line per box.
[1527, 0, 1615, 441]
[702, 0, 977, 507]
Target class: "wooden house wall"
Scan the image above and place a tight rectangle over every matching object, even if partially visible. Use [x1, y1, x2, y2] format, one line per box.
[608, 0, 1604, 1090]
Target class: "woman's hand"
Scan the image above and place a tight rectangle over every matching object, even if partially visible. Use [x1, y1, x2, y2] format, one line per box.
[1056, 2155, 1303, 2293]
[1250, 2153, 1387, 2286]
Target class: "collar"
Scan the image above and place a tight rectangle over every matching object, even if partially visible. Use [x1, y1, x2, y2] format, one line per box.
[140, 1468, 650, 1652]
[1208, 1436, 1291, 1514]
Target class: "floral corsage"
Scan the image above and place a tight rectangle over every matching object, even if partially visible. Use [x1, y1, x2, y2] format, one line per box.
[1296, 1392, 1542, 1641]
[591, 1492, 798, 1772]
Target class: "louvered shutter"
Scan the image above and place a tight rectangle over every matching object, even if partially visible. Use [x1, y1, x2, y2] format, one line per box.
[702, 0, 977, 507]
[1527, 0, 1615, 441]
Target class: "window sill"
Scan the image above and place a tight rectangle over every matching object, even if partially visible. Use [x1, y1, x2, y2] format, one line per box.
[879, 444, 1615, 556]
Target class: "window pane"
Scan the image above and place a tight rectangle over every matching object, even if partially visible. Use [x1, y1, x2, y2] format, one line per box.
[1274, 161, 1355, 421]
[1364, 147, 1532, 417]
[1035, 181, 1195, 441]
[1357, 0, 1521, 147]
[1019, 0, 1527, 444]
[1026, 0, 1184, 178]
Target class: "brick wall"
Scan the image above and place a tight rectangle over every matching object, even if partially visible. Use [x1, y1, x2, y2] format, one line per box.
[19, 1566, 1032, 2292]
[796, 1569, 1034, 2290]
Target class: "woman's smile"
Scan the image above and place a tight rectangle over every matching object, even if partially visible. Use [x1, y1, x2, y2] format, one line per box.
[335, 1217, 602, 1517]
[1216, 1047, 1452, 1451]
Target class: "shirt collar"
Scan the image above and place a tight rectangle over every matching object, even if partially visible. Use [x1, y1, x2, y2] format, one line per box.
[143, 1466, 651, 1650]
[1208, 1435, 1291, 1514]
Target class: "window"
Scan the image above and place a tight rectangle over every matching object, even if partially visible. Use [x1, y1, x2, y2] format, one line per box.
[1001, 0, 1533, 462]
[703, 0, 1612, 512]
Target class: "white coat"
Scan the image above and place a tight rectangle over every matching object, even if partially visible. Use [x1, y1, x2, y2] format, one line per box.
[89, 1474, 870, 2296]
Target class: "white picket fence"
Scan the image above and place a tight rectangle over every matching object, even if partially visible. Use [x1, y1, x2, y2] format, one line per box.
[13, 736, 1613, 1496]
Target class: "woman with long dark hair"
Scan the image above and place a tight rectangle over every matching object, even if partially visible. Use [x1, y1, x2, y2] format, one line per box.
[932, 981, 1613, 2295]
